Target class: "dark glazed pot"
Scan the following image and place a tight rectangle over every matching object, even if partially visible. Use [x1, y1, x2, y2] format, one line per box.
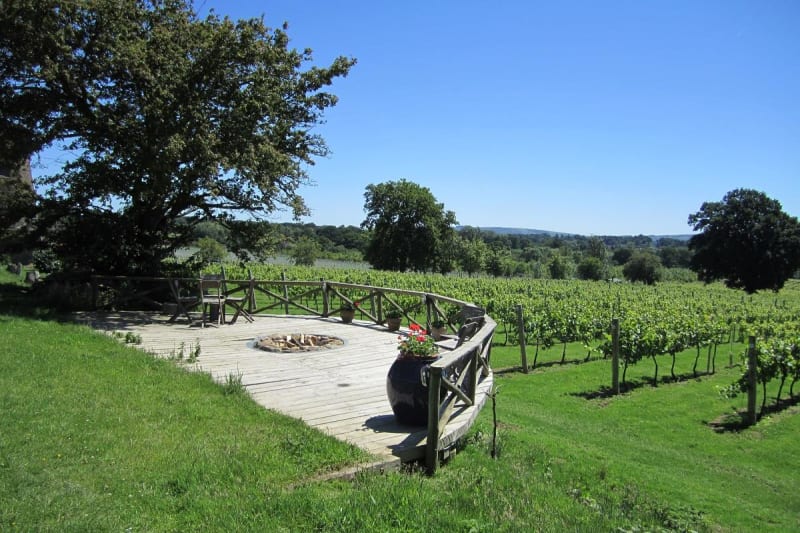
[386, 355, 440, 426]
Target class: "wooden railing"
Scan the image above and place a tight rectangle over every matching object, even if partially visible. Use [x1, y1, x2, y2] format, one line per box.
[425, 314, 495, 473]
[89, 274, 495, 472]
[90, 275, 482, 336]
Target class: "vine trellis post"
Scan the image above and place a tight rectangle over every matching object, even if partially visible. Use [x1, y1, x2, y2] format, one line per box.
[515, 304, 529, 373]
[746, 336, 757, 425]
[611, 318, 620, 395]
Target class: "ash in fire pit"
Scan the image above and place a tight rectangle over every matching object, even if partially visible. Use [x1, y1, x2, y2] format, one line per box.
[255, 333, 344, 353]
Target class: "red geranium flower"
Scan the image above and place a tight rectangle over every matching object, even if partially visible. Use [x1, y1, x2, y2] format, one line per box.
[397, 325, 439, 359]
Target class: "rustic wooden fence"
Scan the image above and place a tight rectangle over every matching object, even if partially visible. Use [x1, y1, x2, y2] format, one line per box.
[90, 274, 495, 473]
[91, 274, 482, 334]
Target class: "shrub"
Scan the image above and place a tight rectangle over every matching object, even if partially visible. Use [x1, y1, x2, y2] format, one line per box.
[577, 257, 605, 281]
[623, 252, 662, 285]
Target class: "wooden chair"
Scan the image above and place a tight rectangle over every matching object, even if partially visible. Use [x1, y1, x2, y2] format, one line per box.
[168, 278, 200, 323]
[222, 275, 254, 324]
[199, 275, 226, 327]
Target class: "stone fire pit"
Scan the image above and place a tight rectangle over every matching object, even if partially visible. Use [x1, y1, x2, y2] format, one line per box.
[255, 333, 344, 353]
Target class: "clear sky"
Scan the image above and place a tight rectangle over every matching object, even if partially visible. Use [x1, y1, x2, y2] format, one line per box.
[36, 0, 800, 236]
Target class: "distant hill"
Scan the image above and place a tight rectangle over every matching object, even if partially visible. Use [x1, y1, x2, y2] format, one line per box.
[475, 226, 574, 237]
[461, 226, 693, 242]
[649, 234, 693, 242]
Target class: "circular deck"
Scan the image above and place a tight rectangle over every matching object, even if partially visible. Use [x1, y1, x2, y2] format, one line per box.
[79, 312, 493, 465]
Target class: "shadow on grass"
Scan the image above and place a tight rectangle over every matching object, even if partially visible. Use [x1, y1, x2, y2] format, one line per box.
[532, 358, 587, 369]
[493, 355, 609, 376]
[707, 395, 800, 433]
[571, 372, 715, 400]
[0, 274, 140, 326]
[494, 366, 526, 375]
[0, 281, 63, 320]
[570, 381, 642, 400]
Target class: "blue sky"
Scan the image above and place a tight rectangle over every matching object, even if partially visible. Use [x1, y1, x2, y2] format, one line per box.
[36, 1, 800, 235]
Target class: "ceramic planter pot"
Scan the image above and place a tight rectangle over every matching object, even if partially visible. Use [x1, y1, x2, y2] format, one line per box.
[386, 354, 441, 426]
[385, 317, 401, 331]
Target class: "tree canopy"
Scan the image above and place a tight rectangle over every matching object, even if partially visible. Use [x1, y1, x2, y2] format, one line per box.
[688, 189, 800, 293]
[1, 0, 354, 274]
[361, 179, 457, 272]
[288, 236, 320, 266]
[577, 256, 605, 281]
[457, 236, 489, 276]
[623, 252, 662, 285]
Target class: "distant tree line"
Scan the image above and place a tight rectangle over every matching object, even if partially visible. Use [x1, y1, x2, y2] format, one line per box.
[447, 227, 693, 282]
[185, 216, 693, 283]
[319, 178, 696, 283]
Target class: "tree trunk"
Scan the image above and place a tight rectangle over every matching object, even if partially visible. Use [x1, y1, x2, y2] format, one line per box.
[711, 343, 717, 374]
[728, 326, 735, 367]
[776, 375, 786, 404]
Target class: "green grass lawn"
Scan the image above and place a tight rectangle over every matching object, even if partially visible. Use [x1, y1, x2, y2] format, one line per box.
[487, 343, 800, 531]
[1, 276, 798, 531]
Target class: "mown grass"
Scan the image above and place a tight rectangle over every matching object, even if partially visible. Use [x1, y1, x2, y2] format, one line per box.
[1, 275, 798, 531]
[0, 314, 369, 531]
[487, 343, 800, 531]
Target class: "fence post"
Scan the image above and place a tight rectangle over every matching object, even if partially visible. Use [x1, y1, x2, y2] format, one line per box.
[247, 269, 255, 313]
[747, 336, 757, 425]
[515, 304, 529, 373]
[321, 278, 329, 317]
[611, 318, 620, 395]
[369, 285, 376, 323]
[466, 346, 479, 402]
[425, 294, 433, 331]
[426, 367, 442, 475]
[281, 271, 290, 315]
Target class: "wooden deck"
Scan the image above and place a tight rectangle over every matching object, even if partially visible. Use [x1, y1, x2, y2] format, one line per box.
[77, 312, 493, 466]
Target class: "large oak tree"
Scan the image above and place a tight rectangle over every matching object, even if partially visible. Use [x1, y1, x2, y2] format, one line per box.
[361, 179, 457, 272]
[1, 0, 354, 274]
[688, 189, 800, 293]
